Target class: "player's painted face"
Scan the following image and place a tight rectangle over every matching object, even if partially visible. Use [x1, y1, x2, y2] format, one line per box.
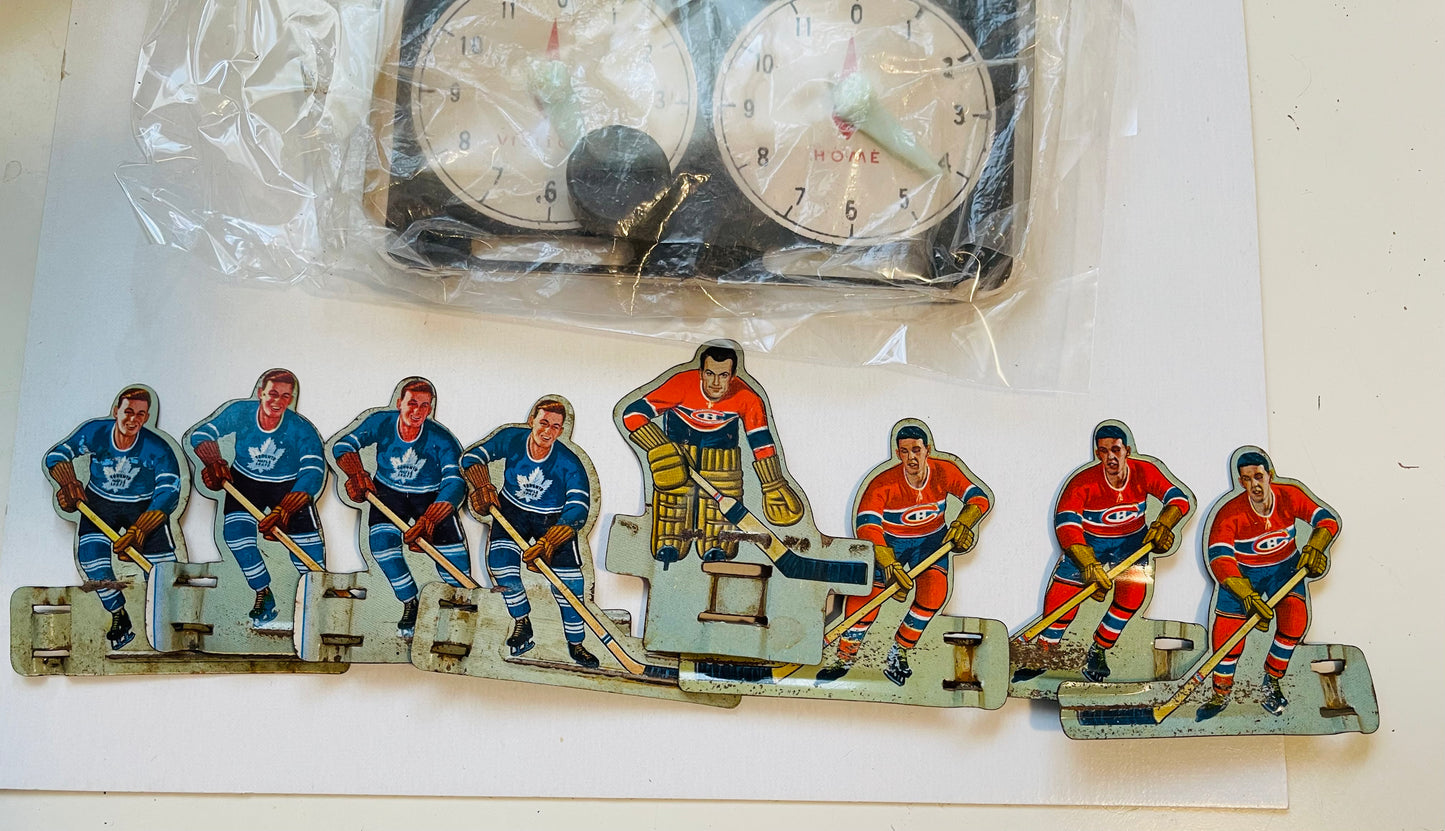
[112, 397, 151, 440]
[1239, 464, 1274, 511]
[397, 390, 434, 429]
[257, 381, 295, 418]
[896, 438, 930, 478]
[529, 409, 566, 450]
[701, 356, 735, 403]
[1095, 438, 1130, 476]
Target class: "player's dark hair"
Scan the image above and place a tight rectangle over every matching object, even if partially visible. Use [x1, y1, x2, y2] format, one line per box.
[895, 425, 929, 446]
[115, 387, 152, 406]
[532, 399, 568, 420]
[1236, 450, 1273, 473]
[399, 378, 435, 399]
[700, 345, 738, 373]
[1093, 424, 1128, 443]
[258, 368, 298, 391]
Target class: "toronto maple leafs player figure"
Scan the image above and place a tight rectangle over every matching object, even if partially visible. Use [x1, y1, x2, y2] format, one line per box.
[329, 377, 471, 638]
[45, 386, 184, 649]
[187, 369, 327, 626]
[462, 398, 597, 667]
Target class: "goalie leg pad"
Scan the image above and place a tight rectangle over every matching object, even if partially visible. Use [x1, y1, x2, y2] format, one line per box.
[698, 446, 743, 558]
[651, 486, 693, 560]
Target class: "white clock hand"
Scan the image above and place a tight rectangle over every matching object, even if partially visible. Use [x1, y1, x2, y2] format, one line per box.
[530, 58, 586, 152]
[832, 72, 941, 176]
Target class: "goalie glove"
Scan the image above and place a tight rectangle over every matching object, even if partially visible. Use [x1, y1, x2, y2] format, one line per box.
[1142, 504, 1185, 553]
[403, 501, 454, 551]
[753, 455, 804, 527]
[943, 503, 985, 553]
[1298, 526, 1334, 578]
[194, 440, 232, 491]
[1066, 543, 1112, 601]
[873, 544, 912, 600]
[336, 451, 375, 503]
[114, 509, 167, 557]
[258, 491, 310, 540]
[463, 464, 500, 515]
[1222, 576, 1274, 631]
[523, 524, 575, 573]
[49, 460, 86, 512]
[629, 422, 688, 493]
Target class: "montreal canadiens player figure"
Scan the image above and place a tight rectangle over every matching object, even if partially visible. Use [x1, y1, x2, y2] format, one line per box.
[45, 386, 184, 649]
[619, 344, 804, 565]
[462, 399, 597, 667]
[330, 378, 471, 639]
[187, 369, 327, 626]
[817, 422, 992, 686]
[1194, 448, 1338, 721]
[1012, 421, 1193, 684]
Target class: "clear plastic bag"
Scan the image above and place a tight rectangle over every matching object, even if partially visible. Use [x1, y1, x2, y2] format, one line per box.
[119, 0, 1129, 389]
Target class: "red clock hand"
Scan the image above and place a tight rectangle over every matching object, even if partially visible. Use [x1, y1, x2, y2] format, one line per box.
[833, 37, 860, 138]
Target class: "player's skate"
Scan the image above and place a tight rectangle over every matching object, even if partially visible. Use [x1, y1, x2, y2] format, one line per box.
[506, 615, 534, 656]
[700, 547, 731, 563]
[249, 587, 277, 626]
[1081, 643, 1111, 682]
[1261, 674, 1289, 715]
[106, 608, 135, 650]
[1195, 691, 1230, 722]
[397, 598, 419, 640]
[652, 545, 682, 568]
[814, 656, 854, 683]
[883, 644, 912, 687]
[568, 642, 599, 669]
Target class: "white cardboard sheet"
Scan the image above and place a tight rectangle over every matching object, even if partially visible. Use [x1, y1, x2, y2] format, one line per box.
[0, 0, 1284, 807]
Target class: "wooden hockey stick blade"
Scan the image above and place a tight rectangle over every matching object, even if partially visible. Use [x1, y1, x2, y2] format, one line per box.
[488, 507, 675, 679]
[1070, 568, 1310, 727]
[1016, 543, 1153, 642]
[220, 481, 323, 572]
[76, 502, 153, 574]
[365, 493, 479, 590]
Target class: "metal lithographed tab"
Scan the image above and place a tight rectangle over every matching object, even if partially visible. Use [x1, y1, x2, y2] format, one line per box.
[679, 418, 1010, 707]
[606, 340, 873, 667]
[1058, 445, 1379, 738]
[1007, 419, 1207, 701]
[409, 394, 738, 707]
[11, 384, 344, 676]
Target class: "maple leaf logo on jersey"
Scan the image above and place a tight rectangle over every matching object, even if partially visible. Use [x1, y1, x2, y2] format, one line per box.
[101, 456, 140, 492]
[389, 447, 427, 483]
[514, 468, 552, 503]
[247, 438, 285, 473]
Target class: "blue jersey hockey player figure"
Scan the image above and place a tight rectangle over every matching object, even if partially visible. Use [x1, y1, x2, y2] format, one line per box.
[46, 386, 183, 649]
[331, 378, 471, 638]
[188, 369, 327, 626]
[462, 399, 597, 668]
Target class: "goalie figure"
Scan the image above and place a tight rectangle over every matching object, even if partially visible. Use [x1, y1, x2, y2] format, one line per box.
[619, 344, 803, 565]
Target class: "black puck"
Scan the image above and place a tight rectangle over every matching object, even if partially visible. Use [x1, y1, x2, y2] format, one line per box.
[565, 125, 672, 238]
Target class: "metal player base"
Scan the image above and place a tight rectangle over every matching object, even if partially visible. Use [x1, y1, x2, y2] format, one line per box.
[1008, 615, 1208, 701]
[296, 569, 416, 663]
[1058, 642, 1378, 739]
[680, 615, 1009, 708]
[409, 582, 739, 708]
[149, 560, 305, 655]
[11, 580, 344, 677]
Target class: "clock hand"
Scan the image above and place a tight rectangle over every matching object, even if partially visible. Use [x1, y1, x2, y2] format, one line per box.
[529, 20, 585, 152]
[831, 50, 941, 176]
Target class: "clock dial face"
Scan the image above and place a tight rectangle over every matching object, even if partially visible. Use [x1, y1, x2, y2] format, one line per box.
[714, 0, 994, 244]
[411, 0, 698, 231]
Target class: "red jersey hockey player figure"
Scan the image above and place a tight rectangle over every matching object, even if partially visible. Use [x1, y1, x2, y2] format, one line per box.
[817, 422, 992, 686]
[1013, 422, 1193, 684]
[620, 344, 804, 564]
[1194, 448, 1338, 721]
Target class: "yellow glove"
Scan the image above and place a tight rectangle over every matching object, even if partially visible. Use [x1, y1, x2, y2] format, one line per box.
[873, 544, 912, 601]
[1299, 526, 1333, 578]
[1066, 543, 1111, 601]
[753, 455, 803, 526]
[1222, 575, 1274, 632]
[1142, 504, 1185, 553]
[943, 503, 984, 553]
[630, 423, 688, 493]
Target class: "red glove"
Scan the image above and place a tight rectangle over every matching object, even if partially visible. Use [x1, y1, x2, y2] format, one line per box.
[258, 491, 310, 540]
[50, 461, 86, 512]
[194, 440, 232, 491]
[336, 451, 375, 503]
[403, 501, 454, 551]
[113, 509, 167, 557]
[523, 525, 575, 573]
[464, 464, 499, 516]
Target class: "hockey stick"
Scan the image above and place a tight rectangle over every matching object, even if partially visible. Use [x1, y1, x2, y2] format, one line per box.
[76, 502, 154, 575]
[364, 493, 479, 591]
[1013, 542, 1153, 642]
[694, 539, 957, 683]
[1070, 566, 1309, 726]
[662, 444, 867, 585]
[488, 507, 678, 680]
[220, 481, 323, 572]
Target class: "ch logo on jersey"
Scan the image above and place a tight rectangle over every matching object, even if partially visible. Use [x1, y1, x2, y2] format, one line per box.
[1252, 531, 1292, 554]
[247, 437, 285, 473]
[901, 505, 943, 526]
[101, 456, 140, 492]
[1101, 506, 1143, 526]
[388, 447, 426, 483]
[514, 468, 553, 503]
